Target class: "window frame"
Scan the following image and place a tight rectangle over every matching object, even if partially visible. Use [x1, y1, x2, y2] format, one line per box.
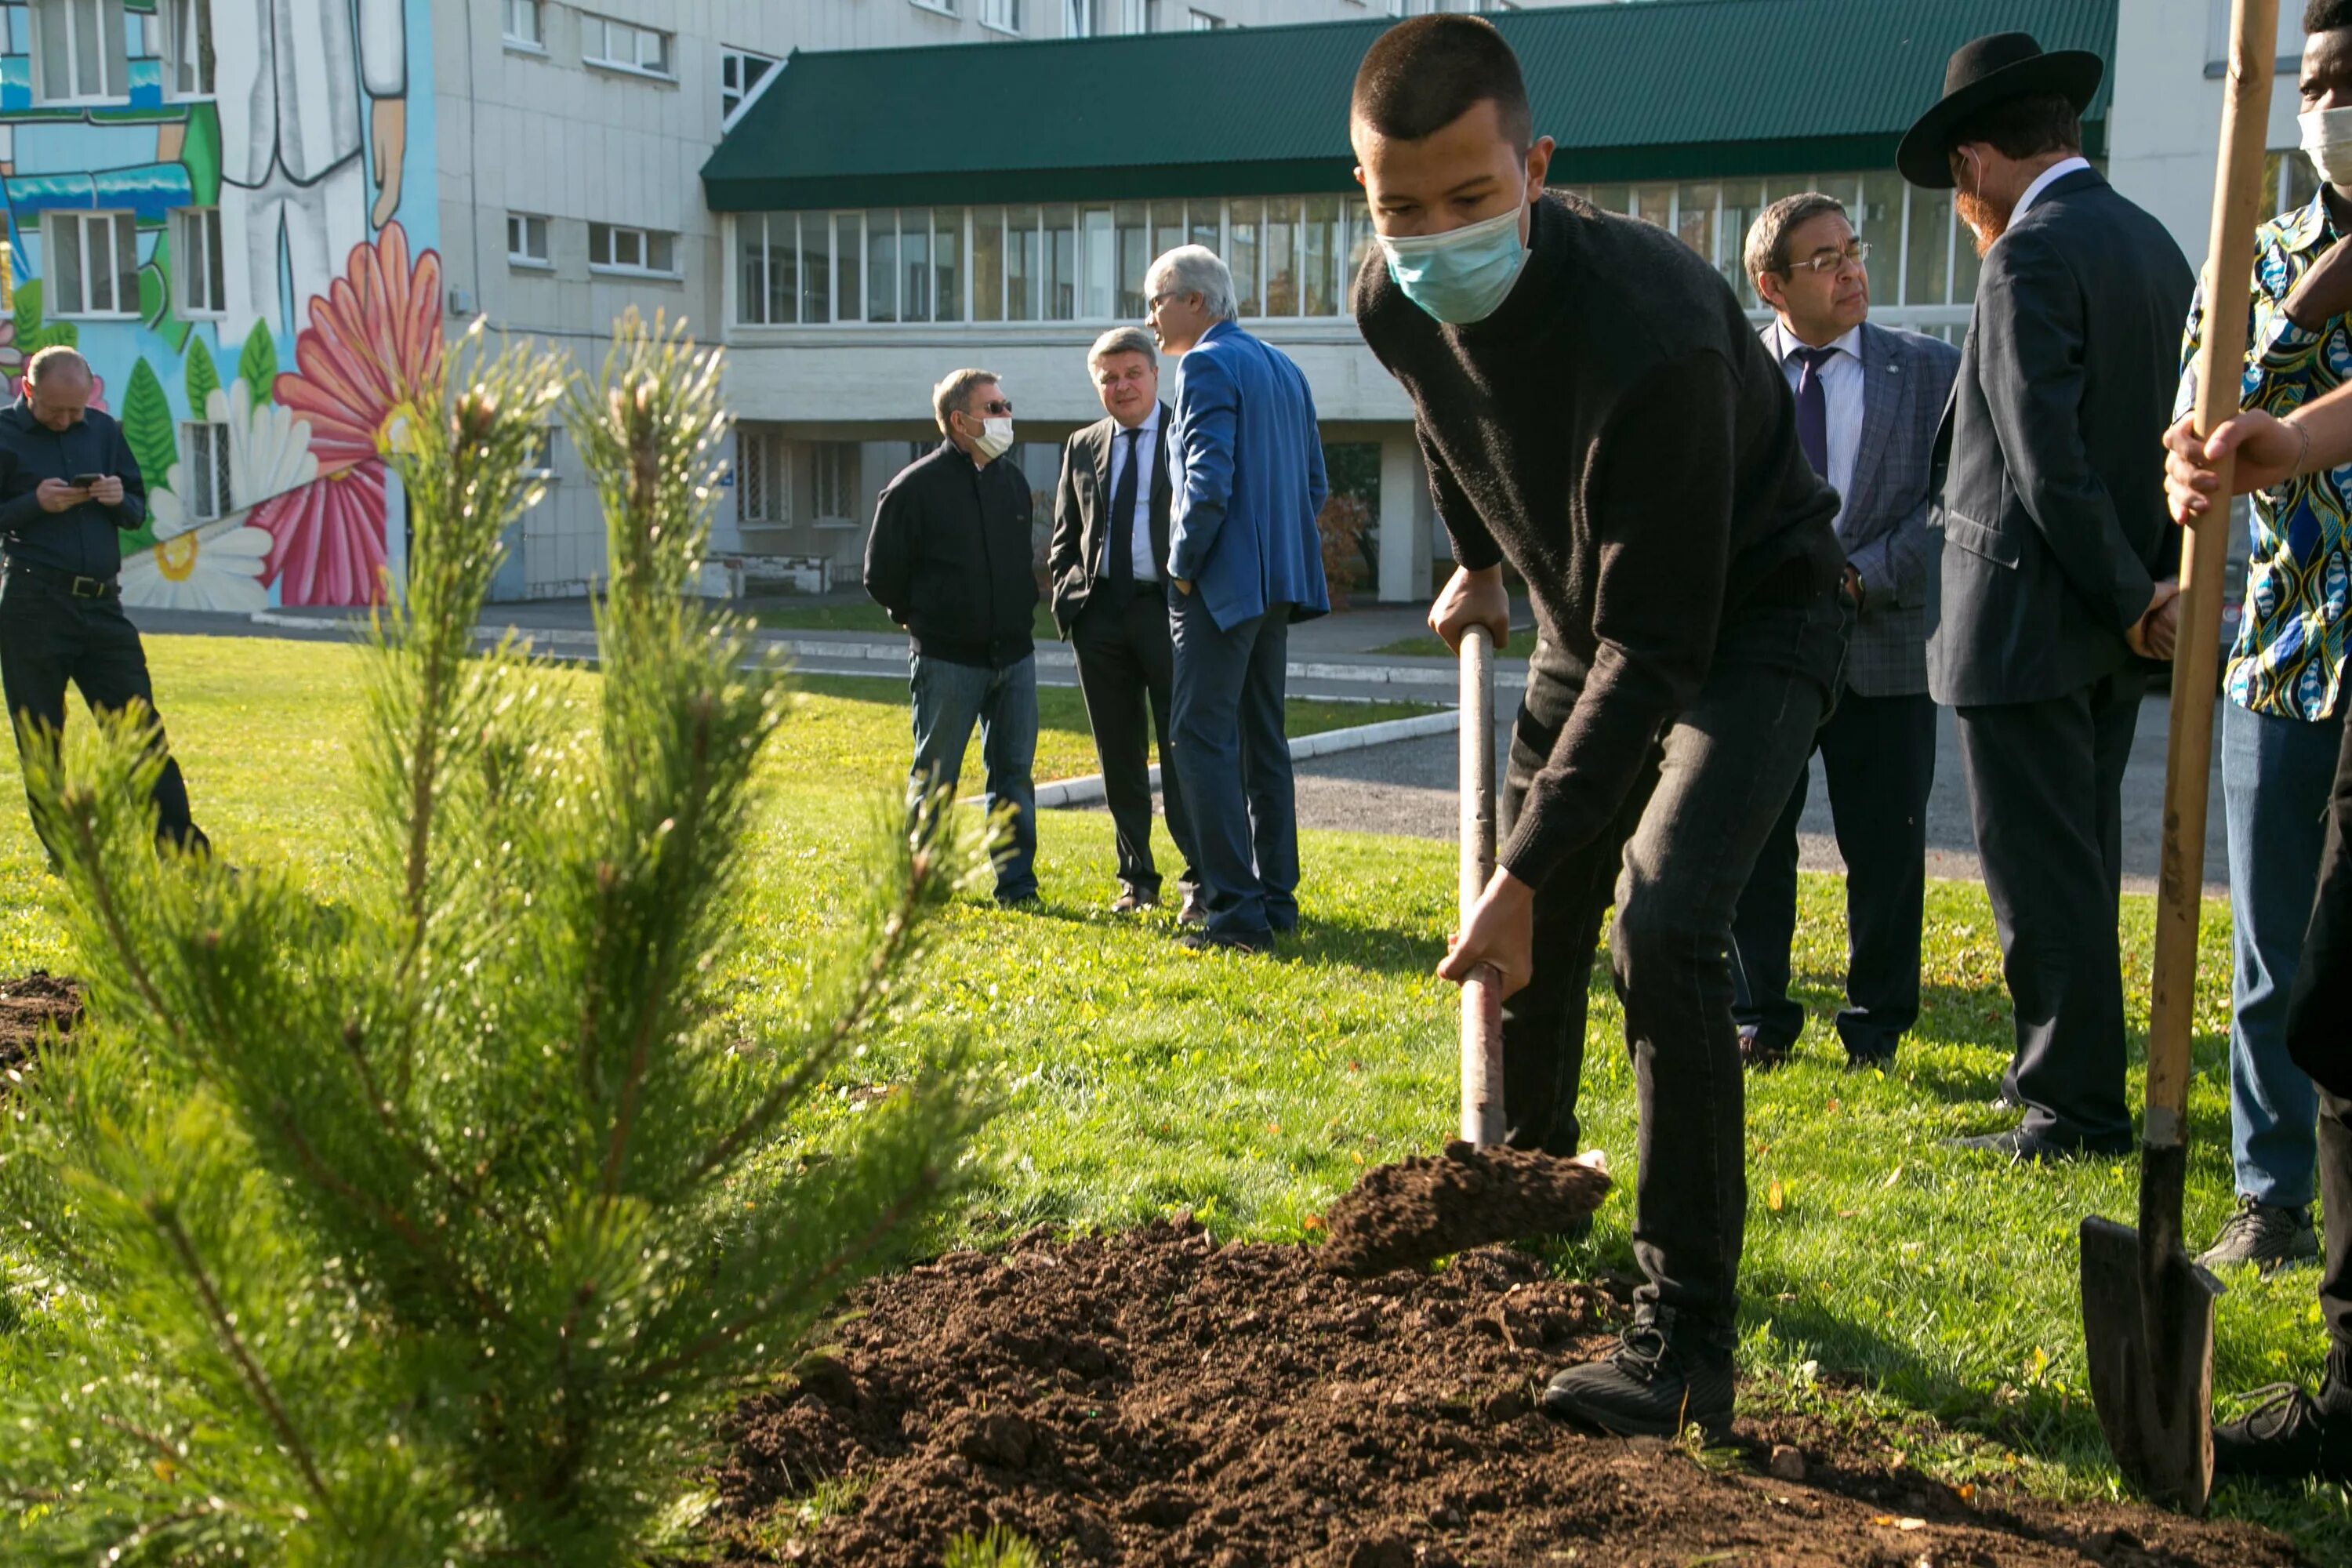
[162, 0, 216, 100]
[720, 45, 779, 127]
[45, 210, 141, 320]
[501, 0, 545, 50]
[810, 442, 858, 528]
[581, 13, 673, 80]
[1188, 9, 1225, 31]
[736, 426, 791, 528]
[31, 0, 130, 104]
[507, 212, 553, 270]
[172, 205, 226, 319]
[176, 417, 234, 523]
[978, 0, 1022, 34]
[588, 221, 680, 279]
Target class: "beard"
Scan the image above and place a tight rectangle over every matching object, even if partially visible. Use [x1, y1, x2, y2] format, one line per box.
[1955, 187, 2008, 256]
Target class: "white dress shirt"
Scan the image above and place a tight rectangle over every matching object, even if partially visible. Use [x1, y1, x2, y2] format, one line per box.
[1765, 319, 1865, 529]
[2008, 155, 2091, 227]
[1102, 404, 1161, 583]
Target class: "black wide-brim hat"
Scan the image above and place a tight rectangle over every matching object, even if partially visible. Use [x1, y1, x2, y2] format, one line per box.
[1896, 31, 2103, 189]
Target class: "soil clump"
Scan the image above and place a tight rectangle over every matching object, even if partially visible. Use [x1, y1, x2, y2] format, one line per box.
[0, 972, 81, 1082]
[1318, 1142, 1612, 1276]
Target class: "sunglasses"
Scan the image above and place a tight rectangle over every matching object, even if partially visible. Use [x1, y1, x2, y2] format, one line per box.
[967, 397, 1014, 417]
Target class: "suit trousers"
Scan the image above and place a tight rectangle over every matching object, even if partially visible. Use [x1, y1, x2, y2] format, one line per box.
[0, 568, 207, 858]
[1167, 590, 1296, 938]
[1953, 668, 2146, 1149]
[1071, 583, 1199, 899]
[1731, 688, 1937, 1061]
[2295, 710, 2352, 1357]
[1502, 595, 1846, 1338]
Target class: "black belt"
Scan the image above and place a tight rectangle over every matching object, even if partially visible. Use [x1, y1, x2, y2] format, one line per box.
[2, 558, 118, 598]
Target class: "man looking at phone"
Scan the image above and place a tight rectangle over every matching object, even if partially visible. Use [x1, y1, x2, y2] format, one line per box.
[0, 346, 210, 858]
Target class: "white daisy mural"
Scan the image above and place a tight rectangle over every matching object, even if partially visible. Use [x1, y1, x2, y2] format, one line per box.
[149, 381, 321, 539]
[120, 521, 275, 615]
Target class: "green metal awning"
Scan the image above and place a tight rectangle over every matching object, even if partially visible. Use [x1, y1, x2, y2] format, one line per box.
[701, 0, 2118, 212]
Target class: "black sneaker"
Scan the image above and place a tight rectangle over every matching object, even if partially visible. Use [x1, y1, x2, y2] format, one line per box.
[1540, 1307, 1734, 1439]
[2197, 1196, 2320, 1272]
[2214, 1381, 2352, 1484]
[1738, 1025, 1791, 1071]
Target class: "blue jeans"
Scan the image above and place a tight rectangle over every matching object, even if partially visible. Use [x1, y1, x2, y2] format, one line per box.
[1167, 590, 1297, 938]
[2223, 696, 2348, 1208]
[909, 652, 1039, 902]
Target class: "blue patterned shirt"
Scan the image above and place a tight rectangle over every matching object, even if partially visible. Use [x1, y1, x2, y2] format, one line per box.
[2175, 191, 2352, 722]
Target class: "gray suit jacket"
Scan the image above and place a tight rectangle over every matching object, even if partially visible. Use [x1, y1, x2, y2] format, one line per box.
[1784, 320, 1960, 699]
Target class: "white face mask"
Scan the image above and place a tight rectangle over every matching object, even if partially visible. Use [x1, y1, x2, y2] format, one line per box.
[2303, 106, 2352, 191]
[967, 414, 1014, 461]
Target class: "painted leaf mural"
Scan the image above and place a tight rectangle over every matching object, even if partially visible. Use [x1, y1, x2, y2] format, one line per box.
[120, 360, 179, 555]
[185, 338, 220, 418]
[238, 320, 278, 405]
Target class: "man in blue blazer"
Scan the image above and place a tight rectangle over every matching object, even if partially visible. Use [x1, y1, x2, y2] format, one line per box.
[1730, 193, 1960, 1072]
[1147, 244, 1330, 952]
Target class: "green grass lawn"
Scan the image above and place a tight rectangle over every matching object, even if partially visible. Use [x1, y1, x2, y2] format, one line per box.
[746, 597, 1062, 643]
[0, 634, 2343, 1555]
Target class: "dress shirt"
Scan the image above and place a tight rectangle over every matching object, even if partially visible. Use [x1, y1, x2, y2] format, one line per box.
[1102, 404, 1161, 583]
[1765, 321, 1864, 529]
[2008, 156, 2092, 228]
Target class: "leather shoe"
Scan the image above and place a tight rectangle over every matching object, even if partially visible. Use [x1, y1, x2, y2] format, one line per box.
[1177, 888, 1208, 926]
[1738, 1025, 1791, 1071]
[1110, 887, 1158, 915]
[1944, 1126, 2128, 1163]
[1176, 927, 1272, 955]
[1542, 1307, 1734, 1440]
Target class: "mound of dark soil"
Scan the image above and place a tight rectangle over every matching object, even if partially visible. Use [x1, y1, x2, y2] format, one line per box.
[0, 972, 81, 1080]
[1318, 1142, 1612, 1276]
[708, 1219, 2301, 1566]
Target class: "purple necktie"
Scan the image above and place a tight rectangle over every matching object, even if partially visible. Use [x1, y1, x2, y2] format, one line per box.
[1791, 345, 1834, 480]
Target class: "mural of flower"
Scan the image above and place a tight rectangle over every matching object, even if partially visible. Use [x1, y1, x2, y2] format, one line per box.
[254, 220, 442, 606]
[0, 320, 23, 380]
[120, 521, 272, 615]
[149, 380, 319, 537]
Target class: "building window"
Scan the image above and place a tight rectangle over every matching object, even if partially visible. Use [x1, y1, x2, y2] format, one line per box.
[1189, 9, 1224, 30]
[508, 212, 550, 267]
[523, 426, 557, 479]
[811, 443, 858, 526]
[1065, 0, 1097, 34]
[909, 0, 957, 15]
[1120, 0, 1160, 29]
[2264, 149, 2323, 221]
[32, 0, 129, 102]
[173, 207, 224, 317]
[163, 0, 215, 96]
[738, 426, 789, 525]
[503, 0, 543, 49]
[178, 419, 232, 521]
[979, 0, 1022, 33]
[46, 211, 139, 318]
[720, 47, 778, 124]
[589, 222, 677, 276]
[582, 15, 671, 78]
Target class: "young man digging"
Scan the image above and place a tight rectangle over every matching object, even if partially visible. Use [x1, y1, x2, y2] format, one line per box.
[1349, 16, 1848, 1438]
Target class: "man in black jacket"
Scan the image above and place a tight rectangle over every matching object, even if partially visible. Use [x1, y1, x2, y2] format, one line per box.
[864, 368, 1041, 908]
[1050, 328, 1202, 920]
[1351, 16, 1847, 1439]
[1899, 34, 2196, 1161]
[0, 347, 209, 858]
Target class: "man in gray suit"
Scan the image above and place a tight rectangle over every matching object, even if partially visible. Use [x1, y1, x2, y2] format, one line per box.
[1730, 194, 1959, 1073]
[1900, 34, 2195, 1160]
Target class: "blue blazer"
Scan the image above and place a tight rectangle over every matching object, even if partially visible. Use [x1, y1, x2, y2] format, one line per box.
[1166, 319, 1330, 630]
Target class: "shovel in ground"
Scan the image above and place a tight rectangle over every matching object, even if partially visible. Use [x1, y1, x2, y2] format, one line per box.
[2080, 0, 2272, 1515]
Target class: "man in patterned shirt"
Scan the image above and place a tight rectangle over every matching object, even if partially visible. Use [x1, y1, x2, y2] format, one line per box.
[2171, 1, 2352, 1272]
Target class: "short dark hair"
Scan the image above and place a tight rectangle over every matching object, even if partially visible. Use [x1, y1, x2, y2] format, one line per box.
[1946, 89, 2083, 163]
[2308, 0, 2352, 34]
[1351, 15, 1533, 154]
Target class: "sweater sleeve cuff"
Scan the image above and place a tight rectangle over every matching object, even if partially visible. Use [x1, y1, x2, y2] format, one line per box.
[1450, 533, 1504, 572]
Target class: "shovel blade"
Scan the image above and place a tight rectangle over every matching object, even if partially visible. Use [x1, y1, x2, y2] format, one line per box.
[2081, 1214, 2221, 1514]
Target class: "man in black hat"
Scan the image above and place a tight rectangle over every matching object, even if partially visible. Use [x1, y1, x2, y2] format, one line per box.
[1898, 34, 2194, 1161]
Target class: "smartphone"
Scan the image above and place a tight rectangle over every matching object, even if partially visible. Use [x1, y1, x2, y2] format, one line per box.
[69, 474, 103, 488]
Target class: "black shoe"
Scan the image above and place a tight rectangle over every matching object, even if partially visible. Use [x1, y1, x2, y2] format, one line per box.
[1844, 1047, 1896, 1074]
[2215, 1381, 2352, 1484]
[1944, 1127, 2128, 1163]
[2198, 1196, 2321, 1272]
[1109, 886, 1158, 916]
[1178, 889, 1208, 926]
[1540, 1307, 1734, 1439]
[996, 891, 1043, 913]
[1175, 927, 1272, 955]
[1738, 1025, 1791, 1071]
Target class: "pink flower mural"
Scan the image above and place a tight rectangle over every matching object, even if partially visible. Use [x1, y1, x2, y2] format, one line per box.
[252, 221, 445, 606]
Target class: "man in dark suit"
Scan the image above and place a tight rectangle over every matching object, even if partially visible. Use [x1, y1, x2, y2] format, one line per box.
[1900, 34, 2195, 1160]
[1730, 194, 1960, 1073]
[1049, 327, 1202, 920]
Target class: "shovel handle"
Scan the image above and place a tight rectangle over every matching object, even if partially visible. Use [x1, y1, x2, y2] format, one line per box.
[1461, 626, 1504, 1146]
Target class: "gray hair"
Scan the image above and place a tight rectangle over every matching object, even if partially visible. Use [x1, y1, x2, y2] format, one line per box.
[26, 346, 92, 387]
[931, 367, 1002, 434]
[1743, 192, 1849, 283]
[1087, 325, 1157, 372]
[1145, 245, 1237, 325]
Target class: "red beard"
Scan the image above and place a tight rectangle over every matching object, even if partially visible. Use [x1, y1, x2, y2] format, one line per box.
[1955, 188, 2008, 256]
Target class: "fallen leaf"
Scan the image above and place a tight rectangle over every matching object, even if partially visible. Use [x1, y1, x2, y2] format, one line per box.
[1301, 1214, 1326, 1232]
[1766, 1180, 1785, 1213]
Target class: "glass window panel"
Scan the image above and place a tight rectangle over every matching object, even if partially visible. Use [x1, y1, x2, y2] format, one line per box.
[1904, 184, 1951, 309]
[1149, 198, 1182, 265]
[739, 216, 768, 322]
[72, 0, 103, 96]
[1343, 198, 1377, 298]
[52, 216, 82, 314]
[768, 216, 796, 324]
[1226, 198, 1259, 317]
[1587, 183, 1630, 216]
[1303, 194, 1338, 317]
[1813, 173, 1862, 217]
[1855, 172, 1902, 308]
[648, 230, 675, 273]
[1630, 183, 1673, 227]
[800, 212, 831, 323]
[899, 208, 930, 323]
[1676, 182, 1718, 269]
[1082, 205, 1114, 319]
[971, 205, 1004, 322]
[1189, 203, 1219, 256]
[1116, 201, 1149, 320]
[1007, 204, 1040, 322]
[1043, 202, 1076, 320]
[835, 212, 863, 322]
[934, 209, 961, 323]
[867, 211, 898, 323]
[1718, 179, 1766, 307]
[202, 207, 225, 310]
[1263, 196, 1299, 316]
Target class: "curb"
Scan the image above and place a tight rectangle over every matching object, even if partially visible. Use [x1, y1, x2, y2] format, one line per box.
[998, 708, 1461, 811]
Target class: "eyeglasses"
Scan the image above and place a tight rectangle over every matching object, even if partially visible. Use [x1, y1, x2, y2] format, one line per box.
[969, 397, 1014, 417]
[1788, 241, 1871, 277]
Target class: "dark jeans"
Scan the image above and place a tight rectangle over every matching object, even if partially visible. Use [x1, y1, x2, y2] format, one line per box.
[0, 567, 207, 857]
[1953, 669, 2145, 1149]
[1731, 688, 1936, 1061]
[1167, 590, 1296, 938]
[1501, 594, 1846, 1338]
[2296, 712, 2352, 1357]
[1071, 583, 1199, 900]
[908, 651, 1038, 902]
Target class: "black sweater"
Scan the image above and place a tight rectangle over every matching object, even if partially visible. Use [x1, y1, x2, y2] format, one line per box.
[1355, 193, 1845, 889]
[0, 401, 147, 580]
[864, 441, 1038, 669]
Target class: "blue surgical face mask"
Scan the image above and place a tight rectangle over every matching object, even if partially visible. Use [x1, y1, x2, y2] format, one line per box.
[1377, 206, 1530, 325]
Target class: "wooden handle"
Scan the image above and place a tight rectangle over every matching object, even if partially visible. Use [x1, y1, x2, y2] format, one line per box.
[1460, 626, 1504, 1145]
[2147, 0, 2278, 1148]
